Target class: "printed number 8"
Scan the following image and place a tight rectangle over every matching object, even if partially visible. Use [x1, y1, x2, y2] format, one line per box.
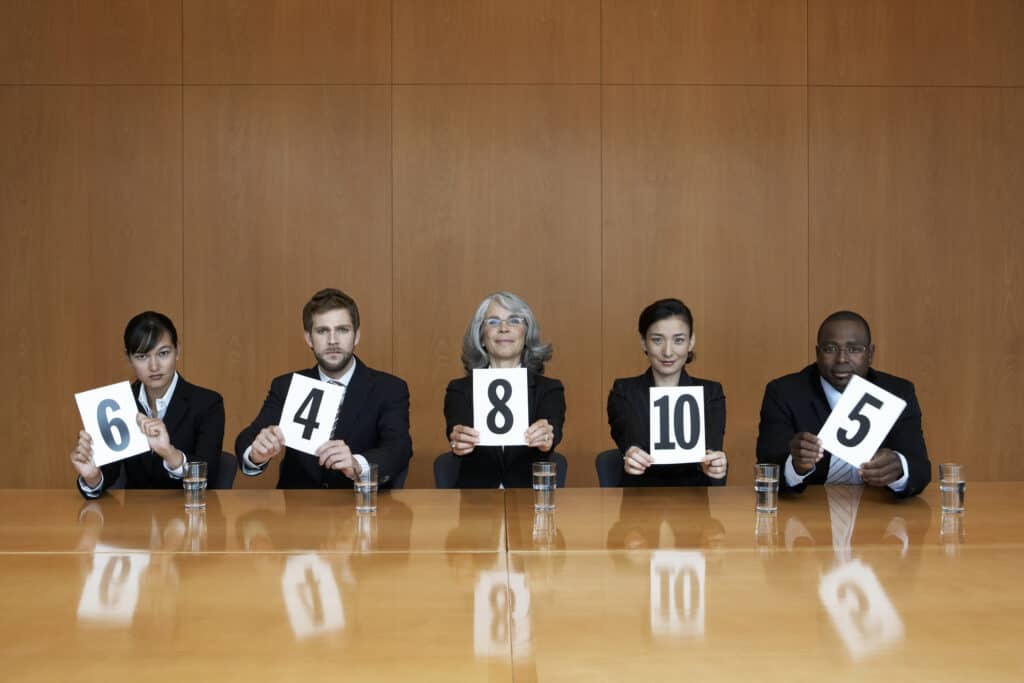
[486, 379, 514, 435]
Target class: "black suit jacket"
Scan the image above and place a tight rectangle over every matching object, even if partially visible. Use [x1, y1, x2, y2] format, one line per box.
[607, 368, 727, 487]
[235, 358, 412, 489]
[444, 371, 565, 488]
[78, 377, 225, 498]
[756, 364, 931, 498]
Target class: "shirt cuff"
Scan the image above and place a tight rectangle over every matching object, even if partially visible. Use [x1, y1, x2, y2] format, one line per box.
[241, 445, 267, 477]
[887, 452, 910, 493]
[352, 453, 369, 480]
[784, 454, 815, 487]
[78, 473, 105, 499]
[162, 451, 187, 479]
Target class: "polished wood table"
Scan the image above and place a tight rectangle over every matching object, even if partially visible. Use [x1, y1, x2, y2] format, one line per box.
[1, 484, 1021, 681]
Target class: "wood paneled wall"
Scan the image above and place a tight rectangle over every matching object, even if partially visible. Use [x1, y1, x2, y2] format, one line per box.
[2, 1, 1021, 489]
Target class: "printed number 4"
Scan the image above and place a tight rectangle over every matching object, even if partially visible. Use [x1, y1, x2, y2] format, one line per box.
[294, 389, 324, 440]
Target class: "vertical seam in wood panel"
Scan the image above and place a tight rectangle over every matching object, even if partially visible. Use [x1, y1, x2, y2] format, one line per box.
[805, 0, 811, 358]
[180, 0, 187, 374]
[390, 2, 396, 375]
[598, 0, 606, 479]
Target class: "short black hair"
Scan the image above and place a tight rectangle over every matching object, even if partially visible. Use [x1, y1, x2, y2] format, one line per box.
[123, 311, 178, 355]
[817, 310, 872, 344]
[638, 298, 696, 364]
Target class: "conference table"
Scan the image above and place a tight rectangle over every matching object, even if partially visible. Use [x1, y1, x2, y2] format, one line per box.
[1, 484, 1021, 681]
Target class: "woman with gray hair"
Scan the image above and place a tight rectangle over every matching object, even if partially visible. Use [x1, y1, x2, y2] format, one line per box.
[444, 291, 566, 488]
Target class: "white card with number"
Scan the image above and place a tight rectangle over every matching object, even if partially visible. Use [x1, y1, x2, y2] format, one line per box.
[280, 374, 345, 455]
[473, 368, 529, 446]
[819, 559, 904, 661]
[818, 374, 907, 468]
[74, 381, 149, 467]
[650, 550, 705, 638]
[648, 386, 706, 464]
[474, 569, 531, 657]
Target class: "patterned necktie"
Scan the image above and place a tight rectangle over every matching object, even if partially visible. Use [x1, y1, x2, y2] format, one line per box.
[825, 454, 863, 485]
[327, 380, 344, 438]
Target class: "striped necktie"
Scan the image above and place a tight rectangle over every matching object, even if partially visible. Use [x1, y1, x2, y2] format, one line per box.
[327, 380, 344, 438]
[825, 454, 863, 485]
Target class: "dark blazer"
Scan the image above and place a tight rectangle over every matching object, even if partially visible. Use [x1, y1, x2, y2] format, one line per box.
[78, 376, 225, 498]
[607, 368, 727, 487]
[444, 371, 565, 488]
[756, 364, 931, 498]
[235, 358, 412, 489]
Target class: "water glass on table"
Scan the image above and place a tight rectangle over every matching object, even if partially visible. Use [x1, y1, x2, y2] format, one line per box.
[355, 463, 379, 513]
[532, 461, 556, 511]
[939, 463, 965, 513]
[184, 460, 207, 510]
[754, 463, 779, 513]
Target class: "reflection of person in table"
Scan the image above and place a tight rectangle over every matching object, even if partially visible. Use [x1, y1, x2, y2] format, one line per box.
[445, 291, 565, 488]
[756, 310, 931, 497]
[607, 298, 728, 485]
[70, 311, 225, 499]
[235, 288, 412, 488]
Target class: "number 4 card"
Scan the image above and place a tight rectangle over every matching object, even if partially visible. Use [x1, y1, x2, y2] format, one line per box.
[818, 374, 907, 468]
[649, 386, 706, 465]
[74, 381, 149, 467]
[280, 374, 345, 455]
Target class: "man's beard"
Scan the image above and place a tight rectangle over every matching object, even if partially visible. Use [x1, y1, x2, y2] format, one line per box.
[315, 348, 353, 375]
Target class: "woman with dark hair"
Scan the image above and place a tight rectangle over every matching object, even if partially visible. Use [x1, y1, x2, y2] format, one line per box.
[69, 311, 225, 498]
[444, 291, 565, 488]
[606, 299, 728, 486]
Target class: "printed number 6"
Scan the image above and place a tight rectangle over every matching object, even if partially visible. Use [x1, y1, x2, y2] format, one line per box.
[97, 399, 130, 451]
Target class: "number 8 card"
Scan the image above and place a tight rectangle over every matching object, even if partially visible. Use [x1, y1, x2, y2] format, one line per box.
[473, 368, 529, 446]
[74, 381, 149, 467]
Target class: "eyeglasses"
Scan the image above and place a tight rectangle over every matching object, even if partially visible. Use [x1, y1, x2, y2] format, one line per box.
[818, 343, 868, 356]
[483, 316, 526, 328]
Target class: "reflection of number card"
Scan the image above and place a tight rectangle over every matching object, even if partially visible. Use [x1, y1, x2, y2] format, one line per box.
[650, 550, 705, 638]
[281, 553, 344, 639]
[818, 374, 906, 468]
[473, 368, 529, 446]
[76, 547, 151, 626]
[280, 374, 345, 455]
[819, 559, 904, 661]
[74, 381, 149, 467]
[649, 386, 706, 464]
[474, 569, 530, 657]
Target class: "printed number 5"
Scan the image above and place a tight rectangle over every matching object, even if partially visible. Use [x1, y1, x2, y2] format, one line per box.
[837, 393, 883, 447]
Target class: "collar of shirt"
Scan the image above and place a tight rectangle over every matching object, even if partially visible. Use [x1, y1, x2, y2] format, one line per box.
[819, 376, 842, 410]
[318, 361, 356, 388]
[138, 371, 180, 420]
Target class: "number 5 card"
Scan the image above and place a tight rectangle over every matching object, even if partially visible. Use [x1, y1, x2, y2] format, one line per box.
[649, 386, 705, 465]
[818, 374, 907, 468]
[74, 381, 149, 467]
[280, 374, 345, 455]
[473, 368, 529, 446]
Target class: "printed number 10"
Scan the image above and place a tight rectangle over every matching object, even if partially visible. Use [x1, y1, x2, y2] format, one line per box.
[653, 395, 700, 450]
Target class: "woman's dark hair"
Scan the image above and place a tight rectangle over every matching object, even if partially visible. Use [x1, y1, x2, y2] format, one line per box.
[638, 298, 695, 364]
[123, 311, 178, 355]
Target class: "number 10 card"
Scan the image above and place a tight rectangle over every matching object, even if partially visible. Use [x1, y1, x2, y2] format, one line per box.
[281, 374, 345, 455]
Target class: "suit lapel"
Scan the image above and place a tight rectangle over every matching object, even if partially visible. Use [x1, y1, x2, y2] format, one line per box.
[332, 359, 366, 439]
[162, 377, 190, 436]
[807, 366, 831, 425]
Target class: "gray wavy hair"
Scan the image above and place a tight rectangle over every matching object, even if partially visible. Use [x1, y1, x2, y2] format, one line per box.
[461, 291, 553, 374]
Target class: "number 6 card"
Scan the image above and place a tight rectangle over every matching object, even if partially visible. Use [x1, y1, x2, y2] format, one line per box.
[473, 368, 529, 446]
[818, 374, 907, 468]
[649, 386, 705, 464]
[280, 374, 345, 455]
[74, 381, 149, 467]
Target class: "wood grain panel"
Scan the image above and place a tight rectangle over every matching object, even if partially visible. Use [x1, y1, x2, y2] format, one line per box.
[0, 0, 181, 84]
[809, 87, 1024, 481]
[184, 86, 392, 489]
[183, 0, 390, 83]
[602, 0, 806, 84]
[393, 0, 600, 83]
[602, 86, 808, 485]
[809, 0, 1024, 85]
[0, 86, 183, 487]
[393, 85, 601, 487]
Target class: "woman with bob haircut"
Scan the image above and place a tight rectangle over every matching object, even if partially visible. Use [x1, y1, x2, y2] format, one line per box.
[69, 311, 225, 498]
[444, 291, 565, 488]
[606, 298, 728, 486]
